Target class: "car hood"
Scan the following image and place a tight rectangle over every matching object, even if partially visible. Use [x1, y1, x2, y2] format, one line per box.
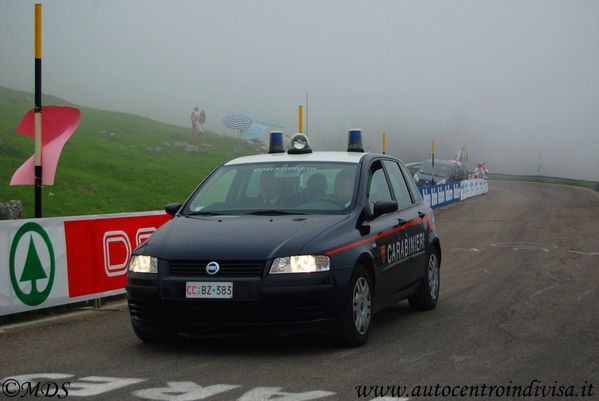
[137, 214, 350, 261]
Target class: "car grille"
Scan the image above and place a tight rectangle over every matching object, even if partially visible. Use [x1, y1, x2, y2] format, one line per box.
[168, 260, 265, 277]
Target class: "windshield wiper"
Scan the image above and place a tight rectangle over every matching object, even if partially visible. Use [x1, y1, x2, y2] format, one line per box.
[245, 210, 307, 216]
[185, 211, 225, 216]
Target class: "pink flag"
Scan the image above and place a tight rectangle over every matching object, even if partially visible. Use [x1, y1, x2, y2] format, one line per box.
[10, 106, 81, 186]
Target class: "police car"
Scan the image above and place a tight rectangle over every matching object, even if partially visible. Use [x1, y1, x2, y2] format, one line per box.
[126, 130, 441, 346]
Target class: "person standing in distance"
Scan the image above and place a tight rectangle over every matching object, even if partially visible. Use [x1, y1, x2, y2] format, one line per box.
[191, 107, 199, 136]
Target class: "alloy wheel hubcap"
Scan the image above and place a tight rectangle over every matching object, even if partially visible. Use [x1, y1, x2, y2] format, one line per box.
[428, 253, 439, 300]
[352, 277, 371, 335]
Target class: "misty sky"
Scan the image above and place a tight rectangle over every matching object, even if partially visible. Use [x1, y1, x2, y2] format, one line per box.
[1, 0, 598, 180]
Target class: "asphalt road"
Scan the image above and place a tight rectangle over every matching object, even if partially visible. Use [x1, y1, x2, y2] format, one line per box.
[1, 180, 598, 401]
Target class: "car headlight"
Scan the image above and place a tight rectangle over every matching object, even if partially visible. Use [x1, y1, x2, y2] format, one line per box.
[129, 255, 158, 274]
[269, 255, 330, 274]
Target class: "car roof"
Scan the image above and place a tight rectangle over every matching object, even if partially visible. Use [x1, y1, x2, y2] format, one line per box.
[424, 159, 460, 166]
[225, 151, 369, 166]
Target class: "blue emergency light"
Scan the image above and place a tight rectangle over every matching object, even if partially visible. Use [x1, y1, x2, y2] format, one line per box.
[347, 129, 364, 152]
[269, 130, 285, 153]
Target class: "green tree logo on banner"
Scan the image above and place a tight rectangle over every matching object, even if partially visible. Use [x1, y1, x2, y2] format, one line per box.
[9, 222, 55, 306]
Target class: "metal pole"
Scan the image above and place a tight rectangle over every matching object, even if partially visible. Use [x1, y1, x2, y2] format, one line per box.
[382, 133, 386, 154]
[432, 140, 435, 185]
[299, 105, 303, 133]
[305, 92, 309, 136]
[35, 4, 43, 218]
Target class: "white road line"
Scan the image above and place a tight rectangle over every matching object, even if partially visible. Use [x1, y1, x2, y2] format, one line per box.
[568, 250, 599, 256]
[529, 285, 559, 299]
[577, 286, 597, 302]
[0, 300, 128, 331]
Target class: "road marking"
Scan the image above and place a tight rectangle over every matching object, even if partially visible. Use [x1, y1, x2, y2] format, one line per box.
[133, 382, 240, 400]
[568, 250, 599, 256]
[370, 398, 409, 401]
[69, 376, 146, 397]
[1, 373, 411, 401]
[491, 242, 557, 252]
[449, 248, 480, 252]
[238, 387, 335, 400]
[529, 284, 559, 299]
[0, 300, 127, 331]
[577, 286, 597, 302]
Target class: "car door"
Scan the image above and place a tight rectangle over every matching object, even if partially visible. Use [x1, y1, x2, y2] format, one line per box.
[383, 160, 426, 287]
[364, 160, 402, 301]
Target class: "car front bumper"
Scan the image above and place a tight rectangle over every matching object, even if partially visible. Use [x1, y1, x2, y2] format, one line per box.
[126, 267, 353, 335]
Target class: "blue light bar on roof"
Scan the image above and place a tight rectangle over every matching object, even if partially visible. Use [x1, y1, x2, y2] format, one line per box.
[269, 130, 285, 153]
[347, 128, 364, 152]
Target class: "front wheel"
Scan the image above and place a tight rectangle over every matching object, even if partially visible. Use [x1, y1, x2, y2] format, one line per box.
[337, 265, 373, 347]
[409, 248, 440, 311]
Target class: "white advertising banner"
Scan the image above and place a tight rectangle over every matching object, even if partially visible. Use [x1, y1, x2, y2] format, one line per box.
[461, 179, 488, 200]
[0, 211, 170, 316]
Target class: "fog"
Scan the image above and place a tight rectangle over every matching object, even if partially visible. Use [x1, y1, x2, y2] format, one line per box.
[1, 0, 598, 180]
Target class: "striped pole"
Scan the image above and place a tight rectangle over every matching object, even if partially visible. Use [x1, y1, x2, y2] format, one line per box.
[34, 4, 43, 218]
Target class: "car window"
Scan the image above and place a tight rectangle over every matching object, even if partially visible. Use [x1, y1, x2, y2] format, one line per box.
[383, 160, 413, 208]
[188, 168, 238, 211]
[418, 160, 452, 178]
[399, 163, 422, 203]
[184, 162, 358, 214]
[366, 161, 393, 211]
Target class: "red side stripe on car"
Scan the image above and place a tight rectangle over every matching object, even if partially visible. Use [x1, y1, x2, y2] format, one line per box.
[326, 214, 432, 256]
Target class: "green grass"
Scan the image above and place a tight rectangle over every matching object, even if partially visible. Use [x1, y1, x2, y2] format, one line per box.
[490, 176, 598, 192]
[0, 87, 258, 218]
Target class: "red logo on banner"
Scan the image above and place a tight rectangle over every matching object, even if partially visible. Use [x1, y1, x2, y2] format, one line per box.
[64, 213, 170, 298]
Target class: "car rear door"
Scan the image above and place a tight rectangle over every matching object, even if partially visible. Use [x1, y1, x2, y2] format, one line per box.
[382, 160, 427, 287]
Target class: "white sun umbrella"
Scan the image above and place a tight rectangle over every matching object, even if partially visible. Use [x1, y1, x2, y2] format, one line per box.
[222, 112, 253, 137]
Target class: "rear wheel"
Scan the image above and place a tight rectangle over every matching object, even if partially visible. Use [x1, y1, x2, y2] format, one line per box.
[337, 265, 373, 347]
[409, 248, 440, 311]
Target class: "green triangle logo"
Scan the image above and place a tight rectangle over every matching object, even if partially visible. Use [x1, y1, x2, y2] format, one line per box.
[9, 222, 55, 306]
[19, 236, 48, 294]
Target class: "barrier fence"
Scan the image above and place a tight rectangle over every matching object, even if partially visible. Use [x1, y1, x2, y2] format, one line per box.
[419, 178, 488, 209]
[1, 179, 488, 317]
[0, 211, 170, 316]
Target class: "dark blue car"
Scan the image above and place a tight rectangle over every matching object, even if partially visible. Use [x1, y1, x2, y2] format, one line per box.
[126, 132, 442, 346]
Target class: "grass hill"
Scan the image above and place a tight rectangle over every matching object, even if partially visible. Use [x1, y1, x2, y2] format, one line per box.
[0, 87, 258, 218]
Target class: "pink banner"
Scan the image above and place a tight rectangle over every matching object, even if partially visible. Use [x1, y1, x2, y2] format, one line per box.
[10, 106, 81, 185]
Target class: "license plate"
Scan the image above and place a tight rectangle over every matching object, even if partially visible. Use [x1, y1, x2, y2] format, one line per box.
[185, 282, 233, 299]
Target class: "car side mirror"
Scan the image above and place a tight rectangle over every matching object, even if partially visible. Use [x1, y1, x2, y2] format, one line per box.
[165, 203, 182, 216]
[372, 200, 398, 219]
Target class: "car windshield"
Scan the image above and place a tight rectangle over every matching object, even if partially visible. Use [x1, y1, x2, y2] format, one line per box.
[182, 162, 359, 215]
[417, 160, 453, 178]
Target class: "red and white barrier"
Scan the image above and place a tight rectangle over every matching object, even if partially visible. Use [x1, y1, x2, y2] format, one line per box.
[0, 211, 170, 316]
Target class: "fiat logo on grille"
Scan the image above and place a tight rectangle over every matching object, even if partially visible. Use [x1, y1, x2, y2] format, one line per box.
[206, 261, 220, 275]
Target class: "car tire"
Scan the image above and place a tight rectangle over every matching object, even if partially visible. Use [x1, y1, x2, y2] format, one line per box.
[409, 247, 440, 311]
[337, 264, 373, 347]
[132, 321, 175, 343]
